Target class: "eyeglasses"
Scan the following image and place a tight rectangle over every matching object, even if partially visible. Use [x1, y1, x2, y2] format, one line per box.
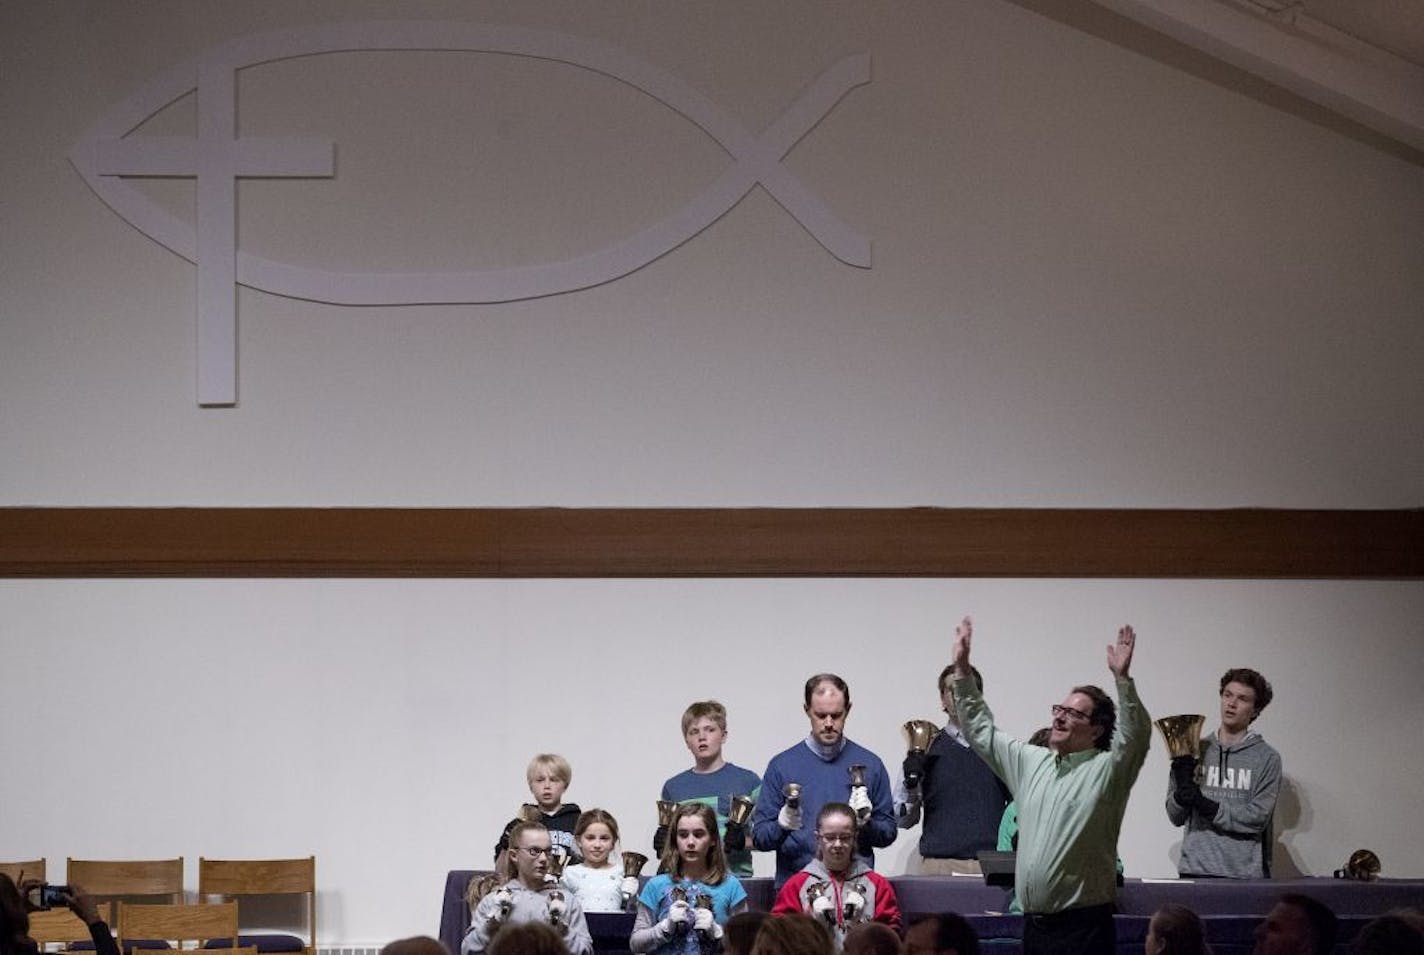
[817, 833, 855, 845]
[516, 846, 552, 858]
[1051, 704, 1091, 723]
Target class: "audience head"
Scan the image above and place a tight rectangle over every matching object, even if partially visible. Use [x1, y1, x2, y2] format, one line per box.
[841, 921, 900, 955]
[814, 802, 859, 875]
[748, 913, 835, 955]
[903, 913, 980, 955]
[1146, 904, 1210, 955]
[1349, 911, 1424, 955]
[379, 938, 448, 955]
[1254, 895, 1337, 955]
[1, 875, 33, 955]
[486, 922, 570, 955]
[723, 911, 769, 955]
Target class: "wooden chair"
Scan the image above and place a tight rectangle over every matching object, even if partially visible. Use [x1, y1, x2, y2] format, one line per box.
[1, 858, 46, 884]
[66, 858, 184, 903]
[29, 902, 112, 951]
[117, 902, 251, 952]
[197, 858, 315, 955]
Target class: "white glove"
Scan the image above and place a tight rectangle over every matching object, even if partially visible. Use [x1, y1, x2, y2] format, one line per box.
[660, 900, 690, 937]
[842, 888, 867, 922]
[492, 887, 513, 921]
[694, 906, 720, 938]
[848, 785, 873, 821]
[620, 876, 640, 900]
[778, 803, 803, 831]
[548, 893, 567, 925]
[811, 894, 836, 924]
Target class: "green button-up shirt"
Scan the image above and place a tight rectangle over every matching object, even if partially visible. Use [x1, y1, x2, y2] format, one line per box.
[954, 673, 1149, 914]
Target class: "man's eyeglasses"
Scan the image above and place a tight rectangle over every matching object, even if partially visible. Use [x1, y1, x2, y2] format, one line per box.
[1051, 704, 1091, 723]
[817, 833, 855, 845]
[515, 846, 552, 858]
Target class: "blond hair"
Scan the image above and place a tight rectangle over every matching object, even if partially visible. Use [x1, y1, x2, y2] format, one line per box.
[680, 700, 728, 735]
[526, 753, 572, 786]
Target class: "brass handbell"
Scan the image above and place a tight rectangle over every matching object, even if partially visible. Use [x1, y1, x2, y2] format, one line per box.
[657, 799, 678, 826]
[518, 803, 542, 823]
[1336, 849, 1381, 881]
[784, 782, 802, 810]
[621, 851, 647, 906]
[1154, 714, 1206, 759]
[546, 847, 572, 881]
[902, 719, 941, 754]
[728, 795, 755, 826]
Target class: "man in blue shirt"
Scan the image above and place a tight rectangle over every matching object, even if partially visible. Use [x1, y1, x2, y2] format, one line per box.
[751, 672, 897, 886]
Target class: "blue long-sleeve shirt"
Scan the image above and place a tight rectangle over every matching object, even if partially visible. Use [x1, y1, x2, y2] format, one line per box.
[750, 736, 896, 885]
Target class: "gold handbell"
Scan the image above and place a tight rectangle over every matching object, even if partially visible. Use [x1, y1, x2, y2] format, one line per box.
[728, 795, 755, 826]
[657, 799, 679, 826]
[518, 803, 542, 823]
[546, 848, 572, 881]
[1343, 849, 1381, 881]
[695, 895, 713, 911]
[902, 719, 941, 754]
[1154, 714, 1206, 760]
[804, 880, 829, 905]
[622, 851, 649, 878]
[785, 782, 802, 809]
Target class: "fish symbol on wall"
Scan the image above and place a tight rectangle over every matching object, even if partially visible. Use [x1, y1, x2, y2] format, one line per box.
[69, 21, 872, 406]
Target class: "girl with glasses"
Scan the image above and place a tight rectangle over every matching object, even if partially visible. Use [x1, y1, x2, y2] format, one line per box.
[771, 803, 901, 951]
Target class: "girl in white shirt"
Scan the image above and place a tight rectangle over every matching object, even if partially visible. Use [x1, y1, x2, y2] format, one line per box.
[561, 808, 640, 913]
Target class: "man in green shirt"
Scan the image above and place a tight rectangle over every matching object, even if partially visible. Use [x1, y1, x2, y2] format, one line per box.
[949, 617, 1150, 955]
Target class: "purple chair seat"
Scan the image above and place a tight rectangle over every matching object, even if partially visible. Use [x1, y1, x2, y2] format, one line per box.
[203, 935, 305, 953]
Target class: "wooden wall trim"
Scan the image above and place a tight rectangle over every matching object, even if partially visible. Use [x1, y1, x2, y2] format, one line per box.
[1, 507, 1420, 578]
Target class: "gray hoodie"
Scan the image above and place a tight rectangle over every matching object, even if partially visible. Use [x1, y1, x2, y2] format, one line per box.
[1166, 729, 1282, 878]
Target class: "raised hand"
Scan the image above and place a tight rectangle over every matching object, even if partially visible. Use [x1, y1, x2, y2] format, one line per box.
[1106, 625, 1136, 679]
[951, 616, 973, 676]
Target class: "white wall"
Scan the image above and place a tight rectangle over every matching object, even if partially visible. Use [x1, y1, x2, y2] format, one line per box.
[2, 0, 1421, 946]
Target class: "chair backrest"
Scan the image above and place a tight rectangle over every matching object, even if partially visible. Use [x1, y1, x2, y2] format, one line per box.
[1, 858, 46, 885]
[118, 901, 238, 949]
[67, 858, 184, 902]
[198, 858, 315, 955]
[29, 902, 113, 947]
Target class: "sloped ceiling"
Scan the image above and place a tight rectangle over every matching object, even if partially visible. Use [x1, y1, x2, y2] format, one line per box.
[1031, 0, 1424, 155]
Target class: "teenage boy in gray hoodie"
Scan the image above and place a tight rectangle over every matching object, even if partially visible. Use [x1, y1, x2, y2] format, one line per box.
[1167, 667, 1282, 878]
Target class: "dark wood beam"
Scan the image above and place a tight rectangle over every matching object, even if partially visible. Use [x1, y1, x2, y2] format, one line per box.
[1, 507, 1419, 578]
